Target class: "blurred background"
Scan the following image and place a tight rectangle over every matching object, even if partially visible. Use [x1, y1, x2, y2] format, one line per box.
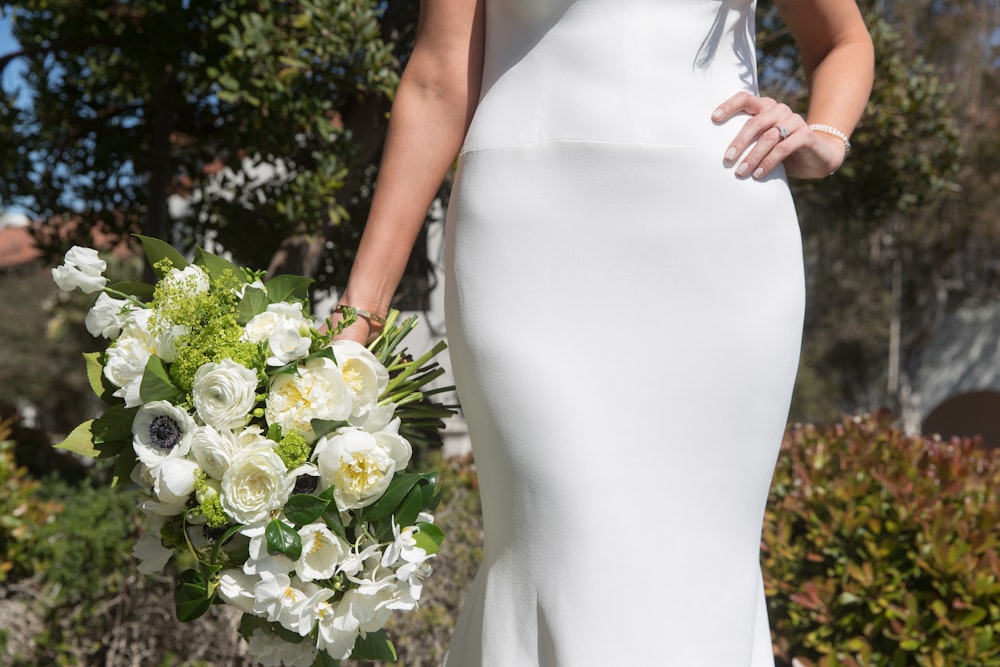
[0, 1, 997, 666]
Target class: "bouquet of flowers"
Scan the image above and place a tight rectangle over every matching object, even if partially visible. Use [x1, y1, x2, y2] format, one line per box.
[52, 237, 455, 666]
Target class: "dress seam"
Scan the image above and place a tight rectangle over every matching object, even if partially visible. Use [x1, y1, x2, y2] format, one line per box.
[459, 138, 713, 156]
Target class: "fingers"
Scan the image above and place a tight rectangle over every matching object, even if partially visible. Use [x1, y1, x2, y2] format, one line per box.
[712, 93, 807, 180]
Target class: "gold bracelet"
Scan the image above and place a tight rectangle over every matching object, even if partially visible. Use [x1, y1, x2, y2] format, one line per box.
[334, 304, 386, 328]
[809, 123, 852, 153]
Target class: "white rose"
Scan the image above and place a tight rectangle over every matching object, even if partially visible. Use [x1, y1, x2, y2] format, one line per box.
[85, 292, 134, 339]
[265, 359, 352, 442]
[242, 310, 283, 344]
[190, 425, 240, 479]
[296, 523, 350, 583]
[220, 443, 294, 524]
[192, 359, 259, 430]
[52, 245, 107, 293]
[315, 426, 412, 510]
[160, 264, 210, 295]
[132, 400, 196, 467]
[329, 340, 389, 418]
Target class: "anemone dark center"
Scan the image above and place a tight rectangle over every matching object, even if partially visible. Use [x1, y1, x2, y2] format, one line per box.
[149, 415, 182, 450]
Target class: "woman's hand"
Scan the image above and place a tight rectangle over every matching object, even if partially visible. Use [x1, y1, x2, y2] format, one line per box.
[322, 307, 378, 345]
[712, 92, 848, 180]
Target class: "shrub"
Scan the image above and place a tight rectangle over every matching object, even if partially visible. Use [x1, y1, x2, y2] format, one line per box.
[763, 413, 1000, 667]
[0, 418, 64, 583]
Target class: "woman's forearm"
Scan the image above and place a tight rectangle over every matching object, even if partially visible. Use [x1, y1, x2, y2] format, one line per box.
[339, 0, 484, 318]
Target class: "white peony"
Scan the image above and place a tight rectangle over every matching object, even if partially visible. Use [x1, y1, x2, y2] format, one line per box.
[192, 359, 259, 430]
[296, 523, 350, 582]
[247, 627, 318, 667]
[52, 245, 107, 293]
[265, 359, 352, 442]
[160, 264, 210, 295]
[314, 425, 412, 510]
[189, 425, 239, 480]
[132, 400, 196, 467]
[220, 443, 294, 524]
[329, 340, 389, 418]
[85, 292, 134, 339]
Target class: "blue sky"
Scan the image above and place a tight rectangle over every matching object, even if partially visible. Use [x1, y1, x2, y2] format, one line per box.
[0, 12, 29, 109]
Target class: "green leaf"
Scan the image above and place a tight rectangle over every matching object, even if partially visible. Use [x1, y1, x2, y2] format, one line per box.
[311, 419, 348, 440]
[83, 352, 107, 399]
[310, 650, 341, 667]
[195, 247, 242, 283]
[107, 281, 155, 299]
[284, 494, 330, 526]
[349, 629, 397, 662]
[394, 484, 425, 528]
[265, 274, 313, 304]
[237, 286, 268, 324]
[111, 445, 138, 487]
[413, 522, 445, 555]
[266, 519, 302, 560]
[140, 356, 183, 403]
[363, 473, 423, 522]
[320, 486, 347, 540]
[136, 235, 189, 277]
[92, 405, 140, 451]
[54, 420, 98, 458]
[174, 568, 217, 622]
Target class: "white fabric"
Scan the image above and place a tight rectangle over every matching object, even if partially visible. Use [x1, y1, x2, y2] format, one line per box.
[442, 1, 803, 665]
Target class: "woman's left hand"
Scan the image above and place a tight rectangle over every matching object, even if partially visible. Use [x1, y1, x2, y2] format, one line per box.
[712, 92, 847, 180]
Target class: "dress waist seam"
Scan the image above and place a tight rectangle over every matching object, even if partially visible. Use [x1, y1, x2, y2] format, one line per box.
[459, 138, 719, 156]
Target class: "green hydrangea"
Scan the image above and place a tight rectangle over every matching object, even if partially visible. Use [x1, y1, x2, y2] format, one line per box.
[276, 431, 311, 470]
[198, 494, 229, 529]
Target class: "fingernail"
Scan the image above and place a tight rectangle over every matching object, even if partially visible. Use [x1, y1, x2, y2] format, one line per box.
[753, 167, 764, 179]
[736, 161, 749, 176]
[725, 147, 738, 161]
[712, 108, 724, 119]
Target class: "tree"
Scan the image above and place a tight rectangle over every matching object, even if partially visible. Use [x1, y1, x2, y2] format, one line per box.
[0, 0, 422, 292]
[756, 1, 993, 421]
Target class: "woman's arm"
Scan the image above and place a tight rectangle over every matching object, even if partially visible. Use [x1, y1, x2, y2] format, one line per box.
[334, 0, 485, 342]
[712, 0, 874, 180]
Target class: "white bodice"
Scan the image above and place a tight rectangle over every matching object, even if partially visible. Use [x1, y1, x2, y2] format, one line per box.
[464, 0, 759, 153]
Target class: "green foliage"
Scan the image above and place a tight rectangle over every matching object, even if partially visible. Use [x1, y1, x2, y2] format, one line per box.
[0, 0, 412, 288]
[763, 415, 1000, 667]
[0, 419, 64, 583]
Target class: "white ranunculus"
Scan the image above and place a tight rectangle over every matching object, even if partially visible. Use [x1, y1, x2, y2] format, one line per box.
[329, 340, 389, 418]
[160, 264, 210, 295]
[52, 246, 107, 293]
[192, 359, 259, 430]
[153, 457, 199, 504]
[217, 569, 259, 613]
[247, 627, 318, 667]
[220, 443, 294, 524]
[315, 426, 412, 510]
[265, 359, 352, 442]
[189, 425, 239, 480]
[85, 292, 135, 339]
[132, 401, 196, 467]
[296, 523, 350, 583]
[234, 424, 270, 448]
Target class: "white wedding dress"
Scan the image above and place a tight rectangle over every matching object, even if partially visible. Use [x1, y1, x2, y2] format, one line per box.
[442, 1, 803, 664]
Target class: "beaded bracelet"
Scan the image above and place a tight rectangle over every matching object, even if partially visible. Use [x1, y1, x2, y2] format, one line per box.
[334, 304, 386, 328]
[809, 123, 852, 153]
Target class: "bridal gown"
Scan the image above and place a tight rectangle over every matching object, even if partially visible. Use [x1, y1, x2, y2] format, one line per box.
[442, 0, 804, 664]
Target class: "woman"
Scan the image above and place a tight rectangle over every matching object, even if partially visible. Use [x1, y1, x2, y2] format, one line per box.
[334, 0, 873, 664]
